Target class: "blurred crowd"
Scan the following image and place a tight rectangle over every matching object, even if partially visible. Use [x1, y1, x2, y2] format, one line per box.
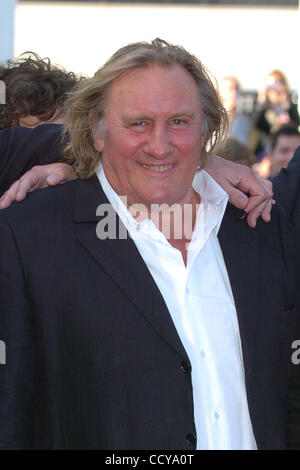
[217, 72, 300, 179]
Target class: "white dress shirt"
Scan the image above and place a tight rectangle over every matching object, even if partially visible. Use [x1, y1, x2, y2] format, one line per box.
[97, 164, 257, 450]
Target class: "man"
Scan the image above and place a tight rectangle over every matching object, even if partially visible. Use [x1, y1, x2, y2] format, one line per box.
[253, 126, 300, 179]
[269, 127, 300, 177]
[0, 39, 298, 450]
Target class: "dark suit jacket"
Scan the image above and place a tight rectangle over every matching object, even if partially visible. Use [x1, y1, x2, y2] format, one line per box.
[273, 147, 300, 310]
[273, 145, 300, 236]
[0, 124, 64, 196]
[0, 176, 299, 450]
[273, 146, 300, 448]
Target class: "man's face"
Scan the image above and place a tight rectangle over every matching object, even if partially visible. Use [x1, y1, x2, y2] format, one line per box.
[271, 134, 300, 175]
[94, 64, 204, 209]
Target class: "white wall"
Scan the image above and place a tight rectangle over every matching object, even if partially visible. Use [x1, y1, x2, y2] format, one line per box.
[14, 2, 298, 91]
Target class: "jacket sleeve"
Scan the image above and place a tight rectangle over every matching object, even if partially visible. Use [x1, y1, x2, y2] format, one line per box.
[0, 214, 35, 449]
[0, 124, 65, 197]
[272, 146, 300, 221]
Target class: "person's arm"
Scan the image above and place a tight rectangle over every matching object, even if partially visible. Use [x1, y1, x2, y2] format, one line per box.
[205, 155, 273, 228]
[0, 163, 77, 209]
[0, 124, 65, 197]
[0, 156, 273, 228]
[0, 214, 35, 449]
[272, 146, 300, 222]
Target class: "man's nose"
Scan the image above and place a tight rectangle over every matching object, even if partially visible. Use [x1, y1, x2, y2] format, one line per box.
[145, 125, 171, 159]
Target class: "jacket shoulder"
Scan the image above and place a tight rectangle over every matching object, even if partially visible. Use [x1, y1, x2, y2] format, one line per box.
[0, 179, 82, 237]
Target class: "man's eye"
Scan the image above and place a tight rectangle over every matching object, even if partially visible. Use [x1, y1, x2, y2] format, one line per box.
[171, 119, 184, 125]
[132, 121, 146, 127]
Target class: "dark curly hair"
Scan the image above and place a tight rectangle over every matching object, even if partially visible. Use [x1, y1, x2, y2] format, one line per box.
[0, 52, 81, 130]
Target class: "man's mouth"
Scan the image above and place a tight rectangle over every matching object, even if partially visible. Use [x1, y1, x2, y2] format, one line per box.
[141, 164, 174, 172]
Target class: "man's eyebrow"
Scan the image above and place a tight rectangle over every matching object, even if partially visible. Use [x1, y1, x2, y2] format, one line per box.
[122, 114, 149, 123]
[170, 112, 196, 119]
[122, 111, 196, 121]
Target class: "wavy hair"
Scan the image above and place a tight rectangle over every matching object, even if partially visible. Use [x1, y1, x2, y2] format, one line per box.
[0, 52, 79, 130]
[63, 38, 228, 178]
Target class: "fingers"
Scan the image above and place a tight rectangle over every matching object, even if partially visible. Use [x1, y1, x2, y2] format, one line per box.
[206, 157, 275, 228]
[237, 172, 273, 202]
[46, 163, 77, 186]
[257, 177, 273, 199]
[0, 180, 21, 209]
[224, 170, 274, 228]
[0, 166, 47, 209]
[245, 200, 269, 228]
[242, 177, 274, 228]
[222, 182, 250, 210]
[0, 163, 77, 210]
[260, 199, 275, 223]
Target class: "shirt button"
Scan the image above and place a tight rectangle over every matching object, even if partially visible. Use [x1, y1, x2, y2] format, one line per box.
[214, 411, 220, 420]
[180, 360, 191, 374]
[186, 433, 196, 446]
[200, 350, 206, 358]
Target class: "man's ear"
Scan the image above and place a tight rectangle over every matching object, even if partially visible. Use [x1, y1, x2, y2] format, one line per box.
[94, 137, 104, 153]
[89, 110, 104, 153]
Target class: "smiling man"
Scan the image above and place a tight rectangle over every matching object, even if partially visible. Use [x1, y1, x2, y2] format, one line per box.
[0, 39, 299, 450]
[98, 64, 202, 207]
[93, 63, 207, 263]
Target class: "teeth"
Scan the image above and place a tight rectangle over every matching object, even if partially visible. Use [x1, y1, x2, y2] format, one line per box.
[141, 164, 173, 172]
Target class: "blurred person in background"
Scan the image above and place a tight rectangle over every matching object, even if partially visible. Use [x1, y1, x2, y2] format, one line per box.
[0, 52, 81, 194]
[253, 126, 300, 179]
[219, 76, 253, 148]
[215, 137, 255, 167]
[254, 70, 299, 158]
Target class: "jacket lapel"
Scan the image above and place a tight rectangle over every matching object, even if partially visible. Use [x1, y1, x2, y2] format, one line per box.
[73, 178, 261, 368]
[218, 204, 260, 379]
[73, 176, 188, 359]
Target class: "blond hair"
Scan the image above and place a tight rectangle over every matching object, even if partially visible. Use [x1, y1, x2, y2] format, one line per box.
[63, 38, 228, 178]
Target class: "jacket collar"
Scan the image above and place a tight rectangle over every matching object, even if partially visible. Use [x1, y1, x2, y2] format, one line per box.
[73, 176, 189, 360]
[73, 177, 260, 371]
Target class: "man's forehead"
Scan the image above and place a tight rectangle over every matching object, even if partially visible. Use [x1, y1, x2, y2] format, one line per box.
[106, 63, 201, 111]
[110, 63, 197, 91]
[277, 135, 300, 146]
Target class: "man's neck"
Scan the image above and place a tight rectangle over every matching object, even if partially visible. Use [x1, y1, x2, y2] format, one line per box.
[127, 191, 201, 265]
